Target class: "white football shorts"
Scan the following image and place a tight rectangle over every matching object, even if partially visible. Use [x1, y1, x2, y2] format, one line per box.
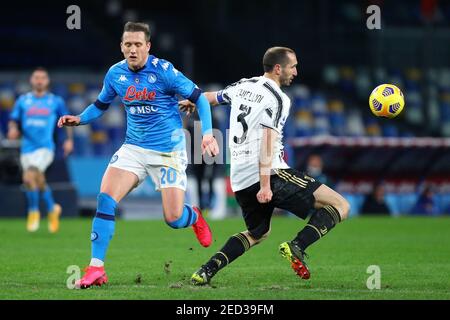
[108, 144, 188, 191]
[20, 148, 54, 172]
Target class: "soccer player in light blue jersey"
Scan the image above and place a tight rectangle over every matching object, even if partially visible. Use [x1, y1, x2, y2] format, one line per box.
[58, 22, 219, 288]
[8, 67, 74, 233]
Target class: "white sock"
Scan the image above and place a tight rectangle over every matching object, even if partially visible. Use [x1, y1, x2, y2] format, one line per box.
[89, 258, 104, 267]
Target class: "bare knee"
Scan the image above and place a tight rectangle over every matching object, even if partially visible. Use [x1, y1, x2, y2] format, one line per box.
[37, 173, 46, 190]
[23, 176, 34, 189]
[163, 199, 185, 224]
[335, 197, 350, 221]
[314, 184, 350, 222]
[161, 187, 186, 225]
[164, 207, 184, 224]
[23, 170, 38, 189]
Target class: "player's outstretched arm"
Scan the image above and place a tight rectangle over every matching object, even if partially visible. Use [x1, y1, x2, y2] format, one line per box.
[58, 115, 80, 127]
[194, 93, 219, 157]
[179, 91, 219, 115]
[204, 91, 220, 106]
[57, 103, 106, 128]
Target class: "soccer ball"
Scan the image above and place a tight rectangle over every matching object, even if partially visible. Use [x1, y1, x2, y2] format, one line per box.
[369, 84, 405, 118]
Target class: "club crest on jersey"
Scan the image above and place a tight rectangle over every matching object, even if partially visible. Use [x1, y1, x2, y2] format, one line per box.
[135, 78, 139, 84]
[124, 86, 156, 102]
[148, 73, 157, 83]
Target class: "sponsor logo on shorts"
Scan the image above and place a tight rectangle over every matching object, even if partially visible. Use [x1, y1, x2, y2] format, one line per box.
[110, 154, 119, 164]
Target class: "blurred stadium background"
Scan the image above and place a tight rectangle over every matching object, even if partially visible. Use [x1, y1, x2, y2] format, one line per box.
[1, 0, 450, 220]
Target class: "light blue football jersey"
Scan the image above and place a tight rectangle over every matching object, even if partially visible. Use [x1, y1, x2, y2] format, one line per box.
[10, 92, 69, 154]
[97, 55, 199, 152]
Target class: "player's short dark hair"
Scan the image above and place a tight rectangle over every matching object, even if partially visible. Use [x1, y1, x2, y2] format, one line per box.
[122, 22, 151, 42]
[263, 47, 295, 72]
[32, 66, 48, 74]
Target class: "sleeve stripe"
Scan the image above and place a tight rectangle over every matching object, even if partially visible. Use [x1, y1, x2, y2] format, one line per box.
[217, 90, 231, 104]
[94, 99, 110, 110]
[263, 82, 283, 127]
[217, 91, 225, 104]
[223, 92, 231, 103]
[188, 87, 202, 103]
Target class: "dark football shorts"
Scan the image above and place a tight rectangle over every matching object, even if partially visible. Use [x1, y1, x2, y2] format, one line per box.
[234, 168, 322, 240]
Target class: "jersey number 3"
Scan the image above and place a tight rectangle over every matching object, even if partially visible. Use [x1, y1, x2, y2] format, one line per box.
[233, 104, 252, 144]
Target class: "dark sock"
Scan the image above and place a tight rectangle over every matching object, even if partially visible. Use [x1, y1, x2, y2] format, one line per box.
[205, 233, 250, 273]
[293, 205, 341, 251]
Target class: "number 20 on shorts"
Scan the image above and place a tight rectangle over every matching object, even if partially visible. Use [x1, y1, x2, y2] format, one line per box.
[160, 167, 177, 185]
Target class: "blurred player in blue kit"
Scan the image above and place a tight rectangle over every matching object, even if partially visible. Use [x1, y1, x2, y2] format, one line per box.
[59, 22, 219, 288]
[8, 67, 74, 233]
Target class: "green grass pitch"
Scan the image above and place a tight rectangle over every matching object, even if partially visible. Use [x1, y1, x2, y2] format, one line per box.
[0, 216, 449, 300]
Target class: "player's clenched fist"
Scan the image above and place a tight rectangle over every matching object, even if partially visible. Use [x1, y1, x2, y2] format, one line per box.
[58, 115, 81, 128]
[256, 187, 273, 204]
